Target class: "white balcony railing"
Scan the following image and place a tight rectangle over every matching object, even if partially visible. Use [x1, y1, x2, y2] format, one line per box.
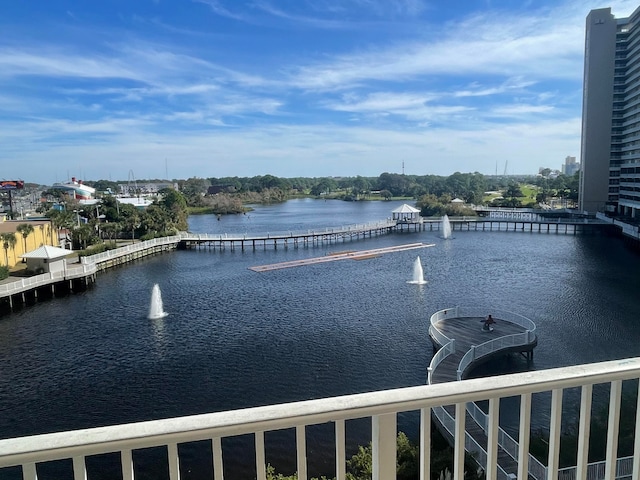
[1, 358, 640, 480]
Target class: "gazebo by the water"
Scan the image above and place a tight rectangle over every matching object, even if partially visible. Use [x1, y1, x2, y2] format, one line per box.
[20, 245, 73, 275]
[391, 204, 421, 223]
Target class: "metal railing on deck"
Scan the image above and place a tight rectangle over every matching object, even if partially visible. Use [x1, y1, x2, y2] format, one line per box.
[1, 358, 640, 480]
[454, 307, 536, 381]
[81, 235, 183, 265]
[0, 263, 96, 296]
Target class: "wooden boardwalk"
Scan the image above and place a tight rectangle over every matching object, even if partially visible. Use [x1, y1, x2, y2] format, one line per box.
[429, 312, 538, 479]
[179, 220, 400, 251]
[248, 243, 434, 272]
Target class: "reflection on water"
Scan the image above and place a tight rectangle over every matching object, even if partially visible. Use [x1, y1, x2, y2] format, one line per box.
[1, 199, 640, 478]
[151, 316, 168, 358]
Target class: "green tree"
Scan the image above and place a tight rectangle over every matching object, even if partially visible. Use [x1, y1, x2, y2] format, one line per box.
[346, 432, 418, 480]
[100, 222, 121, 246]
[1, 232, 17, 267]
[380, 189, 393, 200]
[122, 213, 141, 243]
[351, 176, 371, 200]
[310, 178, 338, 196]
[157, 188, 189, 231]
[71, 225, 98, 250]
[180, 177, 211, 206]
[378, 172, 411, 197]
[16, 223, 34, 258]
[47, 210, 75, 245]
[502, 183, 523, 207]
[417, 194, 446, 217]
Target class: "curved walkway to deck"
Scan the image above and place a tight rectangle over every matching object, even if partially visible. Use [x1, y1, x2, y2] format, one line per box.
[427, 306, 540, 480]
[428, 308, 537, 384]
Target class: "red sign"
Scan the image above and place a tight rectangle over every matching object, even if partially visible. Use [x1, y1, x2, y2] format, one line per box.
[0, 180, 24, 190]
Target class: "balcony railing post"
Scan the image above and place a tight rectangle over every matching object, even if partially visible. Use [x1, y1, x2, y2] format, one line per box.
[23, 463, 37, 480]
[420, 408, 431, 480]
[633, 382, 640, 480]
[605, 380, 622, 480]
[72, 456, 87, 480]
[576, 384, 592, 480]
[372, 413, 396, 480]
[518, 393, 531, 480]
[212, 437, 224, 480]
[168, 442, 180, 480]
[454, 403, 466, 480]
[335, 419, 346, 480]
[121, 449, 133, 480]
[547, 389, 563, 479]
[296, 425, 307, 480]
[486, 398, 499, 480]
[255, 431, 266, 480]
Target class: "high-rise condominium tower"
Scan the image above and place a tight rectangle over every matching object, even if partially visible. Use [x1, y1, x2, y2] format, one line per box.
[580, 6, 640, 216]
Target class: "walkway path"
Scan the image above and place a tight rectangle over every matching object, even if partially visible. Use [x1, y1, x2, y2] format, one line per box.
[428, 307, 539, 479]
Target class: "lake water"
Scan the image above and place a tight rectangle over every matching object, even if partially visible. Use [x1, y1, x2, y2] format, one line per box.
[1, 198, 640, 478]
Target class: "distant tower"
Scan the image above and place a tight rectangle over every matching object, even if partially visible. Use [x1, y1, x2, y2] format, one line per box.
[402, 161, 405, 175]
[563, 156, 579, 175]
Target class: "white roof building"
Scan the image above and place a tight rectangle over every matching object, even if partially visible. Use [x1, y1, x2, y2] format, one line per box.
[391, 204, 421, 222]
[21, 245, 73, 274]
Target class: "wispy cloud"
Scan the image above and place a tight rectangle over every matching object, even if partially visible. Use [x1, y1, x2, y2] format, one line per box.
[0, 0, 632, 182]
[192, 0, 247, 21]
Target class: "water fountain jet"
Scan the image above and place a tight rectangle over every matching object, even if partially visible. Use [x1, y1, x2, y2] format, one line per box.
[148, 284, 168, 319]
[407, 256, 427, 285]
[441, 214, 452, 239]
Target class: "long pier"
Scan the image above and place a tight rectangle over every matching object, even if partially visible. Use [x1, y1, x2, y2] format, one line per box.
[178, 217, 614, 253]
[178, 220, 398, 251]
[421, 216, 614, 235]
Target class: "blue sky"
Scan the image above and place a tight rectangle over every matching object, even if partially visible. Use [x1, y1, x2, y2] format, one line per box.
[1, 0, 638, 185]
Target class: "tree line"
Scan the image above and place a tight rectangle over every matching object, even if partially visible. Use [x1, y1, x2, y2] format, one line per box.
[84, 171, 579, 209]
[33, 170, 579, 254]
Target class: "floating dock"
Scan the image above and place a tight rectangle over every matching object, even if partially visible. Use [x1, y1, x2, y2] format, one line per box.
[249, 242, 434, 272]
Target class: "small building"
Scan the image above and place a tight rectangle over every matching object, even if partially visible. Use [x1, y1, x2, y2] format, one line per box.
[392, 204, 421, 223]
[0, 219, 56, 268]
[20, 245, 73, 275]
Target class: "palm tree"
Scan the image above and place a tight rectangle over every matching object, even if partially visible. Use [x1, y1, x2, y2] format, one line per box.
[16, 223, 34, 260]
[38, 224, 45, 247]
[1, 232, 17, 267]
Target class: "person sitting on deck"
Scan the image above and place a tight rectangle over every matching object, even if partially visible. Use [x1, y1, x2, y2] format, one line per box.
[483, 314, 496, 331]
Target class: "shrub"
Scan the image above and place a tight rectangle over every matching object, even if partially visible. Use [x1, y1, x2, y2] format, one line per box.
[0, 265, 8, 280]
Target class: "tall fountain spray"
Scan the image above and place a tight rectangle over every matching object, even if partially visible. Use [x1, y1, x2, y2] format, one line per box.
[148, 284, 168, 319]
[407, 256, 427, 285]
[441, 214, 452, 239]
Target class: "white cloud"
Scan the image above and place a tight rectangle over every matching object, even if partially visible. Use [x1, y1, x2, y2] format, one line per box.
[0, 0, 621, 183]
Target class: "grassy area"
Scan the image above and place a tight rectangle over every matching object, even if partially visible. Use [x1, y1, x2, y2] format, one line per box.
[520, 184, 539, 202]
